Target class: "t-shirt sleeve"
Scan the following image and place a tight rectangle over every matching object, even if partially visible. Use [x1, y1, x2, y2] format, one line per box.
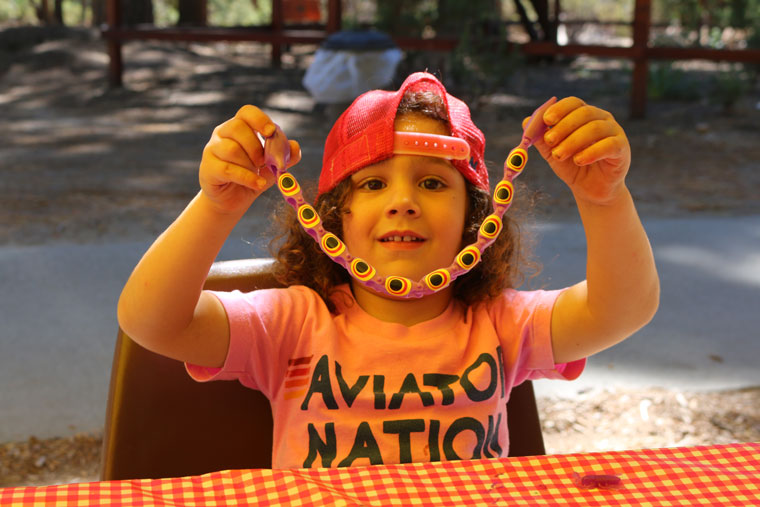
[490, 288, 586, 387]
[184, 287, 320, 398]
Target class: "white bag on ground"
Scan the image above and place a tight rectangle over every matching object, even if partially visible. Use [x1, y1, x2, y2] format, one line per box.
[303, 31, 403, 104]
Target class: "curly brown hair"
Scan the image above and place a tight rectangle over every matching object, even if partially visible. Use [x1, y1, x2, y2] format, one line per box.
[268, 91, 539, 313]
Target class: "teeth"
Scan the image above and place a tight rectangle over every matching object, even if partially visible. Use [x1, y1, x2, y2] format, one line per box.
[381, 235, 423, 242]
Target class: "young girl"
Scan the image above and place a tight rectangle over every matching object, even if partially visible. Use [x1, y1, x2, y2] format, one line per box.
[118, 72, 659, 468]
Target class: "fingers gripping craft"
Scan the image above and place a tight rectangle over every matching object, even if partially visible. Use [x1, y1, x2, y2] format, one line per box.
[529, 98, 632, 207]
[262, 97, 556, 299]
[199, 105, 302, 215]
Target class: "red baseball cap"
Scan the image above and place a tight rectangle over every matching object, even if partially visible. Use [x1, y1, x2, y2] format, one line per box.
[318, 72, 488, 196]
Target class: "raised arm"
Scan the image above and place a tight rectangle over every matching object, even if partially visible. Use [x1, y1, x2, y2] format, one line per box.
[528, 97, 660, 364]
[117, 105, 300, 367]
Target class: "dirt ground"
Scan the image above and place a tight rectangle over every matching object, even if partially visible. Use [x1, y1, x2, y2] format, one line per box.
[1, 27, 759, 487]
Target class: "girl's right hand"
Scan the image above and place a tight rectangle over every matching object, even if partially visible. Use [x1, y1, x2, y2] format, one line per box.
[199, 105, 301, 215]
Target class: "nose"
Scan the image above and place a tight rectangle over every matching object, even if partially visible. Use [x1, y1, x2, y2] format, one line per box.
[385, 183, 421, 217]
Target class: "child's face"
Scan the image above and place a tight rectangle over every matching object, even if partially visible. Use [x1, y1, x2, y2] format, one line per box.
[342, 113, 468, 284]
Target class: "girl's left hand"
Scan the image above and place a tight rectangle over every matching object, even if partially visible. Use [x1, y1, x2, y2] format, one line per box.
[526, 97, 631, 206]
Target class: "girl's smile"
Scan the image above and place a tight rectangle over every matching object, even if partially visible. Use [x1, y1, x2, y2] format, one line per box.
[378, 230, 426, 250]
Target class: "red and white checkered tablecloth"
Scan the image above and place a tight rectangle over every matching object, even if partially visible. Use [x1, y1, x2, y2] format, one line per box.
[2, 442, 759, 506]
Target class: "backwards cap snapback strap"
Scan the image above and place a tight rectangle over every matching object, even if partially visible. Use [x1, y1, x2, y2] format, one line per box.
[392, 132, 470, 160]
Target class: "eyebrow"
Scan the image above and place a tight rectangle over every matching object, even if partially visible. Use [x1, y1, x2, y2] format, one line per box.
[412, 157, 460, 177]
[426, 157, 457, 169]
[352, 156, 458, 180]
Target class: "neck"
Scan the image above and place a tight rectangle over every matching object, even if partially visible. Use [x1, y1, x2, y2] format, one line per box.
[350, 280, 454, 326]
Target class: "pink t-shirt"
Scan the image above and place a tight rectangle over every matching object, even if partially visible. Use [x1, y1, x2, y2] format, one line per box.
[187, 284, 584, 469]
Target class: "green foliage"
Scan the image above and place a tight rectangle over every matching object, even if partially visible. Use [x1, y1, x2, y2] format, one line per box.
[61, 0, 91, 25]
[648, 62, 701, 101]
[0, 0, 37, 24]
[654, 0, 760, 32]
[710, 67, 750, 111]
[751, 24, 760, 49]
[153, 0, 179, 26]
[0, 0, 96, 25]
[374, 0, 433, 38]
[654, 0, 699, 28]
[446, 13, 523, 98]
[648, 61, 752, 111]
[375, 0, 523, 97]
[206, 0, 270, 26]
[152, 0, 270, 26]
[549, 0, 633, 22]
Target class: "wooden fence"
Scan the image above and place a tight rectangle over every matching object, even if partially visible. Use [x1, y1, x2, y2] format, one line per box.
[102, 0, 760, 117]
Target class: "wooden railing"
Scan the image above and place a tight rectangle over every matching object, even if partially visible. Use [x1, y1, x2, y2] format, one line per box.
[102, 0, 342, 87]
[101, 0, 760, 118]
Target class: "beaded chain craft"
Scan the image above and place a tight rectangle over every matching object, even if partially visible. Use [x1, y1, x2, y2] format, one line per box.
[263, 97, 556, 299]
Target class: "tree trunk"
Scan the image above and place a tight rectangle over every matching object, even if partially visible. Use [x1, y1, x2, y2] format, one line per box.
[178, 0, 208, 27]
[34, 0, 52, 24]
[54, 0, 64, 24]
[123, 0, 154, 26]
[91, 0, 106, 26]
[513, 0, 538, 40]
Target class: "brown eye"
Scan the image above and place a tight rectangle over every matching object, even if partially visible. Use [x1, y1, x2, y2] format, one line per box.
[361, 179, 385, 191]
[421, 178, 445, 190]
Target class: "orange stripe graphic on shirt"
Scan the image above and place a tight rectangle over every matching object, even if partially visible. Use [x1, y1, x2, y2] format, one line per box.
[284, 355, 313, 400]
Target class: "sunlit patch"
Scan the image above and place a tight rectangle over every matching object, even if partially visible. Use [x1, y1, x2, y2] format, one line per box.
[479, 215, 503, 239]
[278, 173, 301, 196]
[455, 245, 481, 270]
[493, 180, 514, 206]
[297, 204, 320, 228]
[386, 276, 412, 296]
[350, 258, 376, 281]
[424, 269, 451, 291]
[505, 148, 527, 172]
[320, 233, 346, 257]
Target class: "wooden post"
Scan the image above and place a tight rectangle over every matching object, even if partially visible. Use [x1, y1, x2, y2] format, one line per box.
[631, 0, 651, 118]
[271, 0, 283, 67]
[327, 0, 342, 33]
[106, 0, 123, 87]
